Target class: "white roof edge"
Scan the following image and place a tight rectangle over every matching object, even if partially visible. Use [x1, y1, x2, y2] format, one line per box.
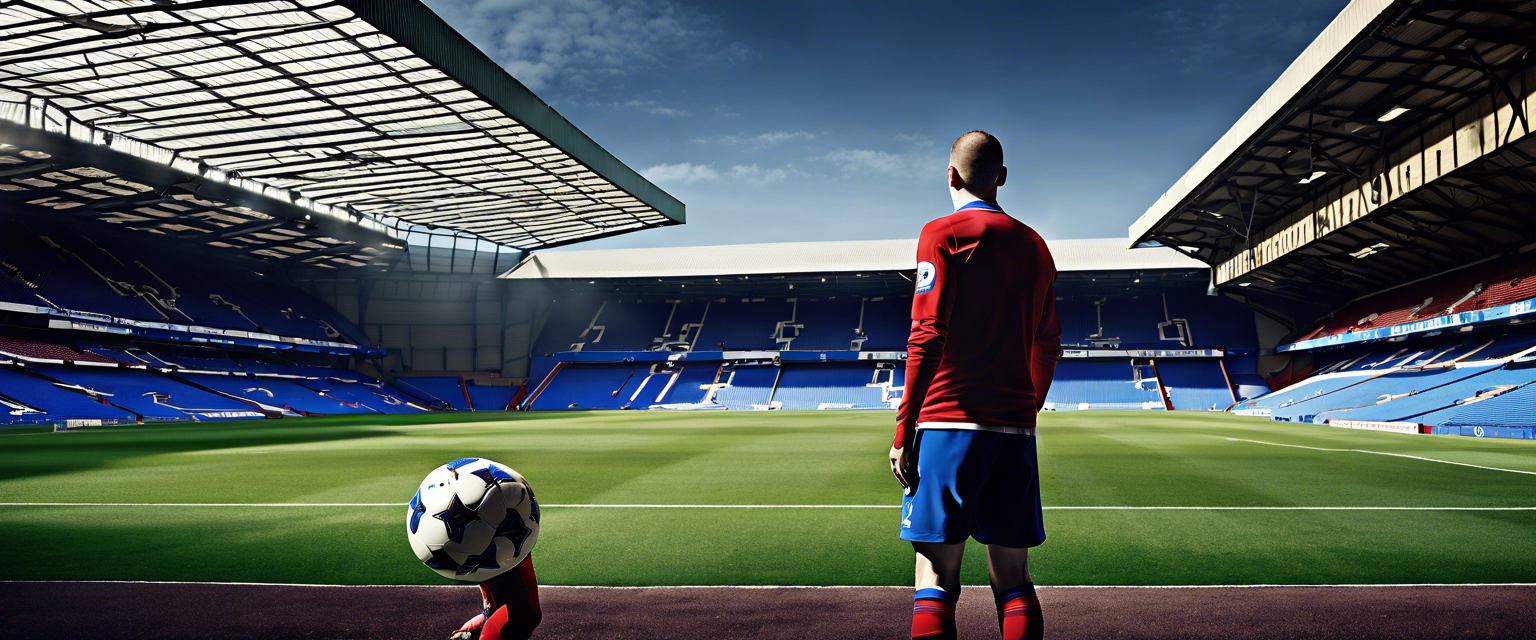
[502, 237, 1205, 280]
[1126, 0, 1398, 248]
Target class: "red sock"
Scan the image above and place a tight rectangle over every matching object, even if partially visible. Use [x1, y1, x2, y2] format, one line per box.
[996, 586, 1042, 640]
[476, 555, 542, 640]
[912, 588, 957, 639]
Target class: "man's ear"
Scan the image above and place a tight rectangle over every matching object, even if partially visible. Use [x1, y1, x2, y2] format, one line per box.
[948, 166, 966, 191]
[995, 166, 1007, 188]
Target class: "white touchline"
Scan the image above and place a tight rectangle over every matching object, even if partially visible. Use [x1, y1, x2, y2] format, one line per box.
[1226, 438, 1536, 476]
[0, 503, 1534, 510]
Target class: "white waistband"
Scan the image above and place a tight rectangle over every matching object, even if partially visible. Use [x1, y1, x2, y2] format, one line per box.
[917, 422, 1036, 435]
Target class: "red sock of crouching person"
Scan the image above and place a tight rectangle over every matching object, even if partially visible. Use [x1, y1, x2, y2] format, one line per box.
[452, 555, 541, 640]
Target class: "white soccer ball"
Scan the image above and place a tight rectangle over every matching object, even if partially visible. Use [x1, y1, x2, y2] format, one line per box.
[406, 457, 540, 581]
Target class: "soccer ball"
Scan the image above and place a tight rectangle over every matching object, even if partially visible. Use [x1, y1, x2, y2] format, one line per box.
[406, 457, 540, 581]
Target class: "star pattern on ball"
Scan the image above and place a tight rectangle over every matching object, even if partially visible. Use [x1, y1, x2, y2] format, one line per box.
[459, 539, 500, 575]
[433, 493, 479, 544]
[471, 464, 517, 486]
[529, 495, 540, 524]
[408, 489, 426, 534]
[495, 507, 532, 556]
[424, 547, 460, 573]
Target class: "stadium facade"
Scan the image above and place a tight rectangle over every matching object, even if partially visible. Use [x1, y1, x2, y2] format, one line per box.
[505, 238, 1258, 412]
[3, 0, 1536, 440]
[1134, 0, 1536, 438]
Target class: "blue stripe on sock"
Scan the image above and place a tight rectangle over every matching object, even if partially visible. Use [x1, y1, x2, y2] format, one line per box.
[993, 583, 1036, 605]
[914, 587, 958, 604]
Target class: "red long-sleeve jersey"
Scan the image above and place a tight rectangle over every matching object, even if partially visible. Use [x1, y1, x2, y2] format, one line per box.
[894, 201, 1062, 449]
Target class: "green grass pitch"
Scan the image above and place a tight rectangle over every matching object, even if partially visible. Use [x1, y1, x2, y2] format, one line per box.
[1, 410, 1534, 586]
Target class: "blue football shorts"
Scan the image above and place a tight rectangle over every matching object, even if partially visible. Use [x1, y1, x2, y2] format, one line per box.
[899, 428, 1046, 548]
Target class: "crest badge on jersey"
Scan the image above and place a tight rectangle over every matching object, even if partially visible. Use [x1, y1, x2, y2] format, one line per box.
[915, 261, 936, 294]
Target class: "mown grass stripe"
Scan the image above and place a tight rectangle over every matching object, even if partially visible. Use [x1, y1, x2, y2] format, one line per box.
[1227, 437, 1536, 476]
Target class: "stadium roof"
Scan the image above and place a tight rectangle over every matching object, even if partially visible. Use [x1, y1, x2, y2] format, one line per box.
[1128, 0, 1536, 324]
[505, 237, 1205, 280]
[0, 0, 683, 260]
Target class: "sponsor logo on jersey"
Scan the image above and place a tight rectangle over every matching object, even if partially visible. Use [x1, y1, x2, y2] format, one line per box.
[915, 261, 936, 294]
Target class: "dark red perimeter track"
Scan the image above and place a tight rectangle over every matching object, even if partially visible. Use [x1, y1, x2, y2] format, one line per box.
[3, 582, 1533, 639]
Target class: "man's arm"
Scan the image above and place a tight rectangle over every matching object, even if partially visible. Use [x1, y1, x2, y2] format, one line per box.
[1031, 278, 1062, 408]
[894, 219, 955, 453]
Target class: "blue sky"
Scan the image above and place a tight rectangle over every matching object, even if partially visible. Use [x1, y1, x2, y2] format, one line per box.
[421, 0, 1351, 250]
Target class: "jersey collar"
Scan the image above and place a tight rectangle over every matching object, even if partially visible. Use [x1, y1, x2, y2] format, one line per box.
[955, 200, 1004, 213]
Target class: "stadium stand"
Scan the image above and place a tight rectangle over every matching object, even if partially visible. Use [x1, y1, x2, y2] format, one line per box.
[0, 335, 120, 364]
[1043, 360, 1163, 411]
[0, 0, 695, 428]
[712, 365, 780, 410]
[772, 363, 890, 410]
[784, 298, 864, 351]
[1223, 355, 1270, 400]
[1234, 329, 1536, 433]
[1295, 255, 1536, 343]
[468, 384, 522, 412]
[1433, 381, 1536, 430]
[692, 300, 794, 352]
[396, 377, 473, 411]
[655, 364, 725, 406]
[175, 373, 367, 416]
[1156, 360, 1235, 411]
[1118, 0, 1536, 439]
[508, 236, 1259, 413]
[0, 219, 366, 345]
[528, 363, 647, 411]
[28, 365, 263, 422]
[0, 367, 136, 425]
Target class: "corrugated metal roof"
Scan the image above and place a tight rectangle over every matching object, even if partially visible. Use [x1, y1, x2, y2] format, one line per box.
[0, 0, 682, 252]
[1127, 0, 1396, 247]
[503, 237, 1205, 280]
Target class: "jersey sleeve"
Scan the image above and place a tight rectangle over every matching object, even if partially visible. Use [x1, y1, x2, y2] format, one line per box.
[895, 218, 955, 449]
[1031, 276, 1063, 406]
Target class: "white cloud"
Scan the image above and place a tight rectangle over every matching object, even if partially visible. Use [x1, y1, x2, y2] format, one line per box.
[729, 164, 802, 183]
[642, 162, 720, 185]
[695, 131, 817, 146]
[423, 0, 737, 92]
[621, 99, 690, 117]
[642, 162, 803, 185]
[824, 148, 941, 178]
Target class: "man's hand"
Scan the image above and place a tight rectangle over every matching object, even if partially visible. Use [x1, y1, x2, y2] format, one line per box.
[890, 445, 913, 493]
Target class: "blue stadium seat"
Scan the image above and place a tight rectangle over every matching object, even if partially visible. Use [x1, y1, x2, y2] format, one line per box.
[1157, 359, 1235, 410]
[467, 385, 521, 411]
[772, 363, 887, 410]
[712, 366, 778, 409]
[529, 363, 649, 410]
[396, 377, 470, 410]
[1044, 359, 1162, 410]
[178, 373, 367, 415]
[654, 364, 724, 405]
[693, 300, 791, 351]
[788, 298, 864, 351]
[0, 367, 136, 424]
[34, 365, 261, 421]
[1438, 383, 1536, 428]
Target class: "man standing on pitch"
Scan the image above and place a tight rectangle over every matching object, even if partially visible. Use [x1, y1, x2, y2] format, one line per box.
[890, 131, 1061, 640]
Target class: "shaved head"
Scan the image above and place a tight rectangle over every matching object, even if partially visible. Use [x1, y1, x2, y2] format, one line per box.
[949, 130, 1005, 190]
